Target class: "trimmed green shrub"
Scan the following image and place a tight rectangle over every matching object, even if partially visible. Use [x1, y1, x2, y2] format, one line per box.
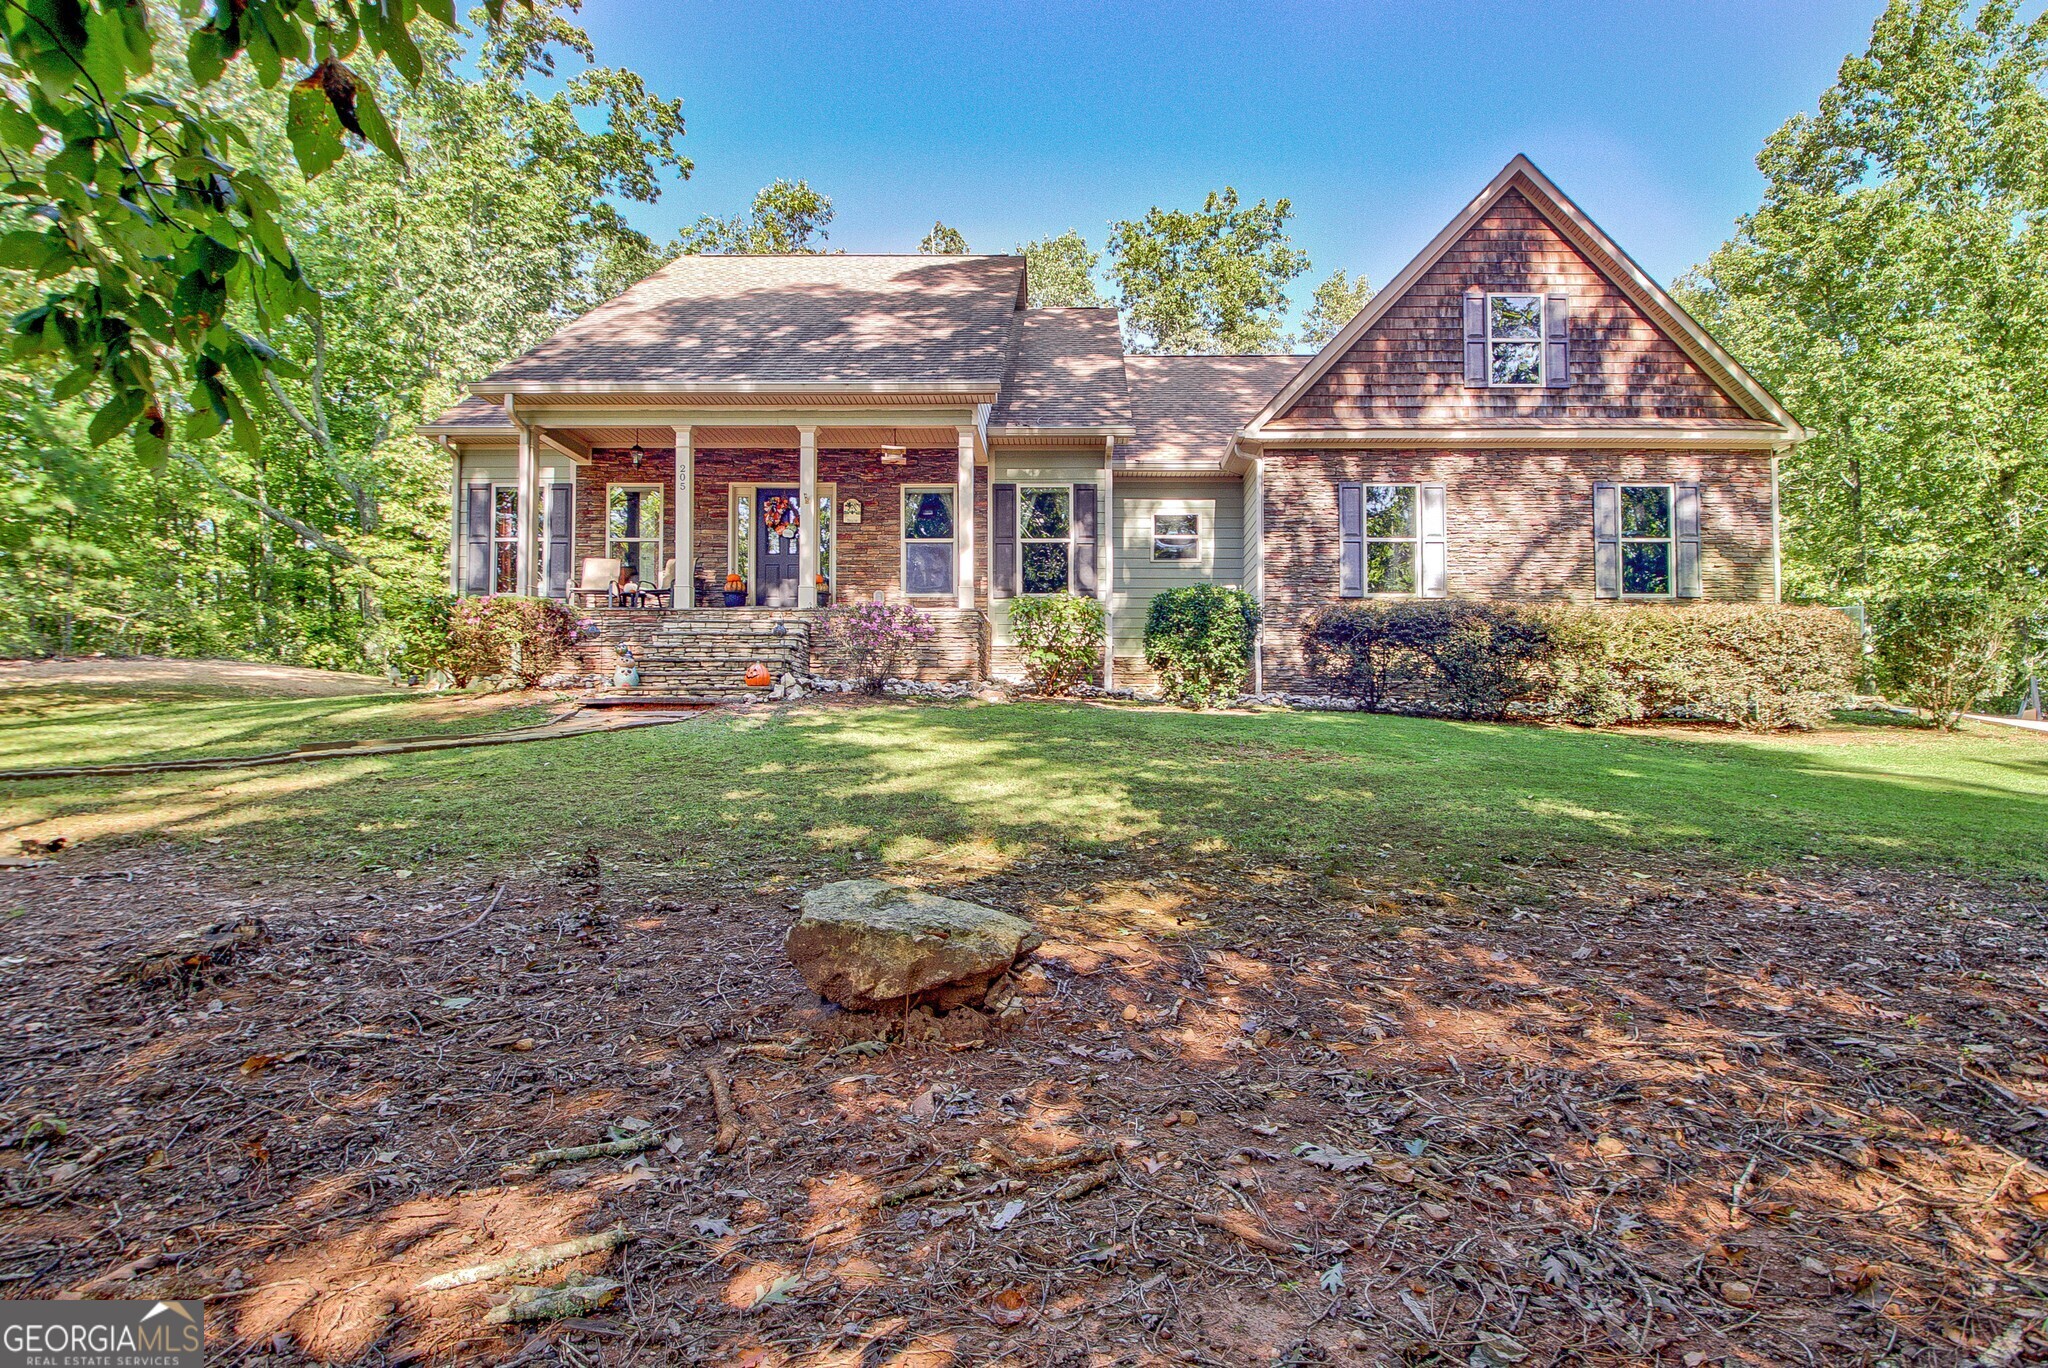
[1007, 592, 1104, 694]
[447, 595, 585, 687]
[1871, 591, 2015, 729]
[1143, 584, 1260, 708]
[1304, 602, 1860, 729]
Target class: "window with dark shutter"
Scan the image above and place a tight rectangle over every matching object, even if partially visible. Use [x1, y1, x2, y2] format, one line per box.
[1462, 295, 1488, 387]
[545, 483, 573, 598]
[1674, 483, 1702, 598]
[1593, 482, 1620, 599]
[1544, 292, 1570, 389]
[1073, 483, 1099, 597]
[1338, 481, 1364, 597]
[991, 482, 1018, 598]
[464, 483, 492, 595]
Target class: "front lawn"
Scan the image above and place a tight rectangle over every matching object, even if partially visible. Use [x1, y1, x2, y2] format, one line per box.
[4, 699, 2042, 882]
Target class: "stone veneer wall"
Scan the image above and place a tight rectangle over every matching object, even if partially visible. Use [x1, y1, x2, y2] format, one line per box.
[1257, 448, 1778, 689]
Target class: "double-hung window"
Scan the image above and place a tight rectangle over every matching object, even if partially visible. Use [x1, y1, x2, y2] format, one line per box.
[1619, 484, 1673, 596]
[1019, 485, 1072, 593]
[492, 486, 519, 594]
[606, 485, 663, 579]
[902, 487, 956, 597]
[1364, 484, 1418, 593]
[1152, 512, 1199, 562]
[1488, 294, 1544, 386]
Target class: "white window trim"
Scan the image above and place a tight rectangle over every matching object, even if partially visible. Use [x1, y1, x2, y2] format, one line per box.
[1150, 509, 1203, 564]
[1017, 482, 1077, 596]
[729, 481, 837, 601]
[1363, 482, 1421, 597]
[900, 484, 958, 599]
[1486, 292, 1545, 388]
[1619, 482, 1677, 600]
[604, 482, 666, 581]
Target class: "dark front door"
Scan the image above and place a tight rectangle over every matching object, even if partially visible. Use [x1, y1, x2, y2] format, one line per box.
[756, 488, 801, 607]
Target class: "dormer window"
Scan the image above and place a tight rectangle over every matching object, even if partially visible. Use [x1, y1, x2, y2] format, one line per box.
[1488, 294, 1544, 386]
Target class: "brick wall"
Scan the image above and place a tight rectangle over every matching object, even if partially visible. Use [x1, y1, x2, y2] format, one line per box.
[1258, 448, 1777, 688]
[1283, 185, 1751, 426]
[574, 451, 676, 590]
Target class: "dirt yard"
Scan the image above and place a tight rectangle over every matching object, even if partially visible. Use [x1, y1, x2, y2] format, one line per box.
[3, 839, 2045, 1366]
[0, 656, 402, 697]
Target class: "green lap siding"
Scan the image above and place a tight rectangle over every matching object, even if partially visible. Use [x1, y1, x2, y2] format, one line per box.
[1111, 477, 1244, 679]
[987, 450, 1109, 669]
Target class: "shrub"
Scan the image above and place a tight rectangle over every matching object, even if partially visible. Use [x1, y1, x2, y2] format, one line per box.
[373, 590, 455, 683]
[1871, 591, 2015, 729]
[819, 601, 937, 692]
[1007, 592, 1104, 694]
[1143, 585, 1261, 708]
[446, 596, 584, 687]
[1303, 602, 1860, 729]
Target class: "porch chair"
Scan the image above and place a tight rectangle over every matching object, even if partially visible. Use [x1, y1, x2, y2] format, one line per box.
[572, 557, 621, 608]
[641, 559, 678, 610]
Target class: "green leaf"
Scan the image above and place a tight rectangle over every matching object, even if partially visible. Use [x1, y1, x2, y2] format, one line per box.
[78, 4, 132, 98]
[350, 82, 401, 163]
[0, 229, 59, 270]
[186, 28, 226, 86]
[51, 363, 97, 401]
[0, 102, 43, 149]
[244, 22, 281, 88]
[285, 80, 344, 178]
[86, 386, 146, 447]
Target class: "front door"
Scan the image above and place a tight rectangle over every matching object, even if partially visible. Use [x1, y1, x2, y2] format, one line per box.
[756, 488, 801, 606]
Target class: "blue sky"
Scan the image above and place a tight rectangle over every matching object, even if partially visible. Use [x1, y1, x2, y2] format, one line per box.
[575, 1, 1885, 306]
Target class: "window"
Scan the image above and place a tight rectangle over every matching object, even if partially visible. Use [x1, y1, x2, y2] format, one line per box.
[1019, 486, 1072, 593]
[1152, 512, 1199, 562]
[606, 485, 663, 579]
[1364, 484, 1418, 593]
[1488, 294, 1543, 386]
[903, 487, 955, 597]
[1620, 484, 1673, 596]
[492, 486, 519, 594]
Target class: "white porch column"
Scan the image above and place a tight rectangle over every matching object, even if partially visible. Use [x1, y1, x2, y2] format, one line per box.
[955, 426, 976, 610]
[673, 425, 693, 608]
[798, 425, 819, 608]
[1102, 435, 1115, 688]
[514, 418, 538, 596]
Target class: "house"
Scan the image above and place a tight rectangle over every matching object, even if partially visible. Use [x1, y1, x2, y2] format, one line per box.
[421, 156, 1802, 691]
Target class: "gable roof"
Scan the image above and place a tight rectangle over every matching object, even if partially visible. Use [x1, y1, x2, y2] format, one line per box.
[1243, 156, 1802, 444]
[472, 254, 1027, 395]
[989, 308, 1134, 433]
[1121, 354, 1308, 470]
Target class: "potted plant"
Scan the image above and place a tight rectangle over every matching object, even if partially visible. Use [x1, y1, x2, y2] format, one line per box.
[723, 573, 747, 607]
[816, 572, 830, 607]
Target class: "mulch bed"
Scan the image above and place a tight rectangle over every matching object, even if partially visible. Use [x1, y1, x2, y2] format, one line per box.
[2, 842, 2045, 1366]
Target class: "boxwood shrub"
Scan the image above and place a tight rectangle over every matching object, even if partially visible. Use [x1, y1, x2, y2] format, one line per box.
[1143, 584, 1261, 708]
[1006, 592, 1105, 694]
[1304, 601, 1860, 729]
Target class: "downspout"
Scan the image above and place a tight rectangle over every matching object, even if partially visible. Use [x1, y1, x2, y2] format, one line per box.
[1248, 445, 1264, 695]
[1770, 451, 1783, 603]
[1102, 435, 1115, 690]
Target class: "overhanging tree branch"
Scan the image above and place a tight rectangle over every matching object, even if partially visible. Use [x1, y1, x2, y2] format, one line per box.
[172, 451, 364, 569]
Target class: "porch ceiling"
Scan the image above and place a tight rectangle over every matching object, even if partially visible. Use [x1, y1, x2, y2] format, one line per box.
[558, 424, 968, 450]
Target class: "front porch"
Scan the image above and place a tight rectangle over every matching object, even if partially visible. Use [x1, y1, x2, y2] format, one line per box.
[569, 605, 989, 690]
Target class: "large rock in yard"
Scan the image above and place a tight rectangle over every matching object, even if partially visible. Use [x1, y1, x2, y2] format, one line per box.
[786, 880, 1041, 1011]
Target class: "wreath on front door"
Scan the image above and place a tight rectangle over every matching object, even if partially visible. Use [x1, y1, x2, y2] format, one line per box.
[761, 495, 799, 540]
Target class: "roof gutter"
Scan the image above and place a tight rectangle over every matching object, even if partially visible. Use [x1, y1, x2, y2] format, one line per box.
[471, 380, 1002, 398]
[1247, 426, 1800, 452]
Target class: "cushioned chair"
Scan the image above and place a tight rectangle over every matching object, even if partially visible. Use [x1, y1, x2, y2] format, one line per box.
[642, 559, 678, 609]
[572, 557, 620, 608]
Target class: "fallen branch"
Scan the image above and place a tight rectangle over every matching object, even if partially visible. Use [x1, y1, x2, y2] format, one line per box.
[1189, 1210, 1295, 1256]
[483, 1273, 623, 1325]
[414, 885, 505, 947]
[501, 1134, 661, 1180]
[1051, 1162, 1117, 1202]
[707, 1064, 740, 1154]
[880, 1163, 986, 1206]
[417, 1227, 636, 1292]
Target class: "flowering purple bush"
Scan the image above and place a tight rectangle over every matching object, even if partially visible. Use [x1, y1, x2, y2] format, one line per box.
[446, 596, 583, 687]
[822, 601, 937, 692]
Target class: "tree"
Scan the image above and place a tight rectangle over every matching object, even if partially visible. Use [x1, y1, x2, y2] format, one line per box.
[676, 179, 833, 254]
[1016, 230, 1106, 308]
[1679, 0, 2048, 633]
[1295, 268, 1374, 349]
[0, 0, 493, 466]
[919, 221, 967, 254]
[1107, 189, 1309, 353]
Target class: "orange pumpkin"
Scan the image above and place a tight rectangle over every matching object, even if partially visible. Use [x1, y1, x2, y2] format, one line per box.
[744, 662, 772, 688]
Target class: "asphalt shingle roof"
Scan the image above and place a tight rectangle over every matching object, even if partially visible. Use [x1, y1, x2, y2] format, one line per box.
[474, 255, 1027, 390]
[988, 309, 1132, 429]
[1121, 354, 1308, 466]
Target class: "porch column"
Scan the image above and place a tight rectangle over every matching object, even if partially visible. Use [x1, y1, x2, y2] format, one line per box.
[955, 425, 975, 610]
[673, 425, 693, 608]
[1101, 435, 1115, 688]
[514, 417, 538, 596]
[798, 424, 819, 608]
[442, 439, 461, 596]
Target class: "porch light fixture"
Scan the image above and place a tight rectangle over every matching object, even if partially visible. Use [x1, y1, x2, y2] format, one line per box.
[628, 431, 645, 468]
[878, 446, 907, 466]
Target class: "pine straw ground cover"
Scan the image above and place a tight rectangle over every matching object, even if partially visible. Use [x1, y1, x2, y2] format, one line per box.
[3, 845, 2047, 1365]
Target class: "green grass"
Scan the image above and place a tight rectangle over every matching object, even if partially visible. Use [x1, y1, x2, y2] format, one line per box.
[0, 681, 558, 769]
[4, 699, 2044, 883]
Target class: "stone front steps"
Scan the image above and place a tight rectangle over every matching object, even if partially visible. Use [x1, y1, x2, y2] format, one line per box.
[634, 610, 812, 695]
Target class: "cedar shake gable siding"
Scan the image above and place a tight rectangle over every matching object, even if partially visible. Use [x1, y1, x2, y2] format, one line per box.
[1280, 187, 1753, 429]
[1256, 447, 1778, 689]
